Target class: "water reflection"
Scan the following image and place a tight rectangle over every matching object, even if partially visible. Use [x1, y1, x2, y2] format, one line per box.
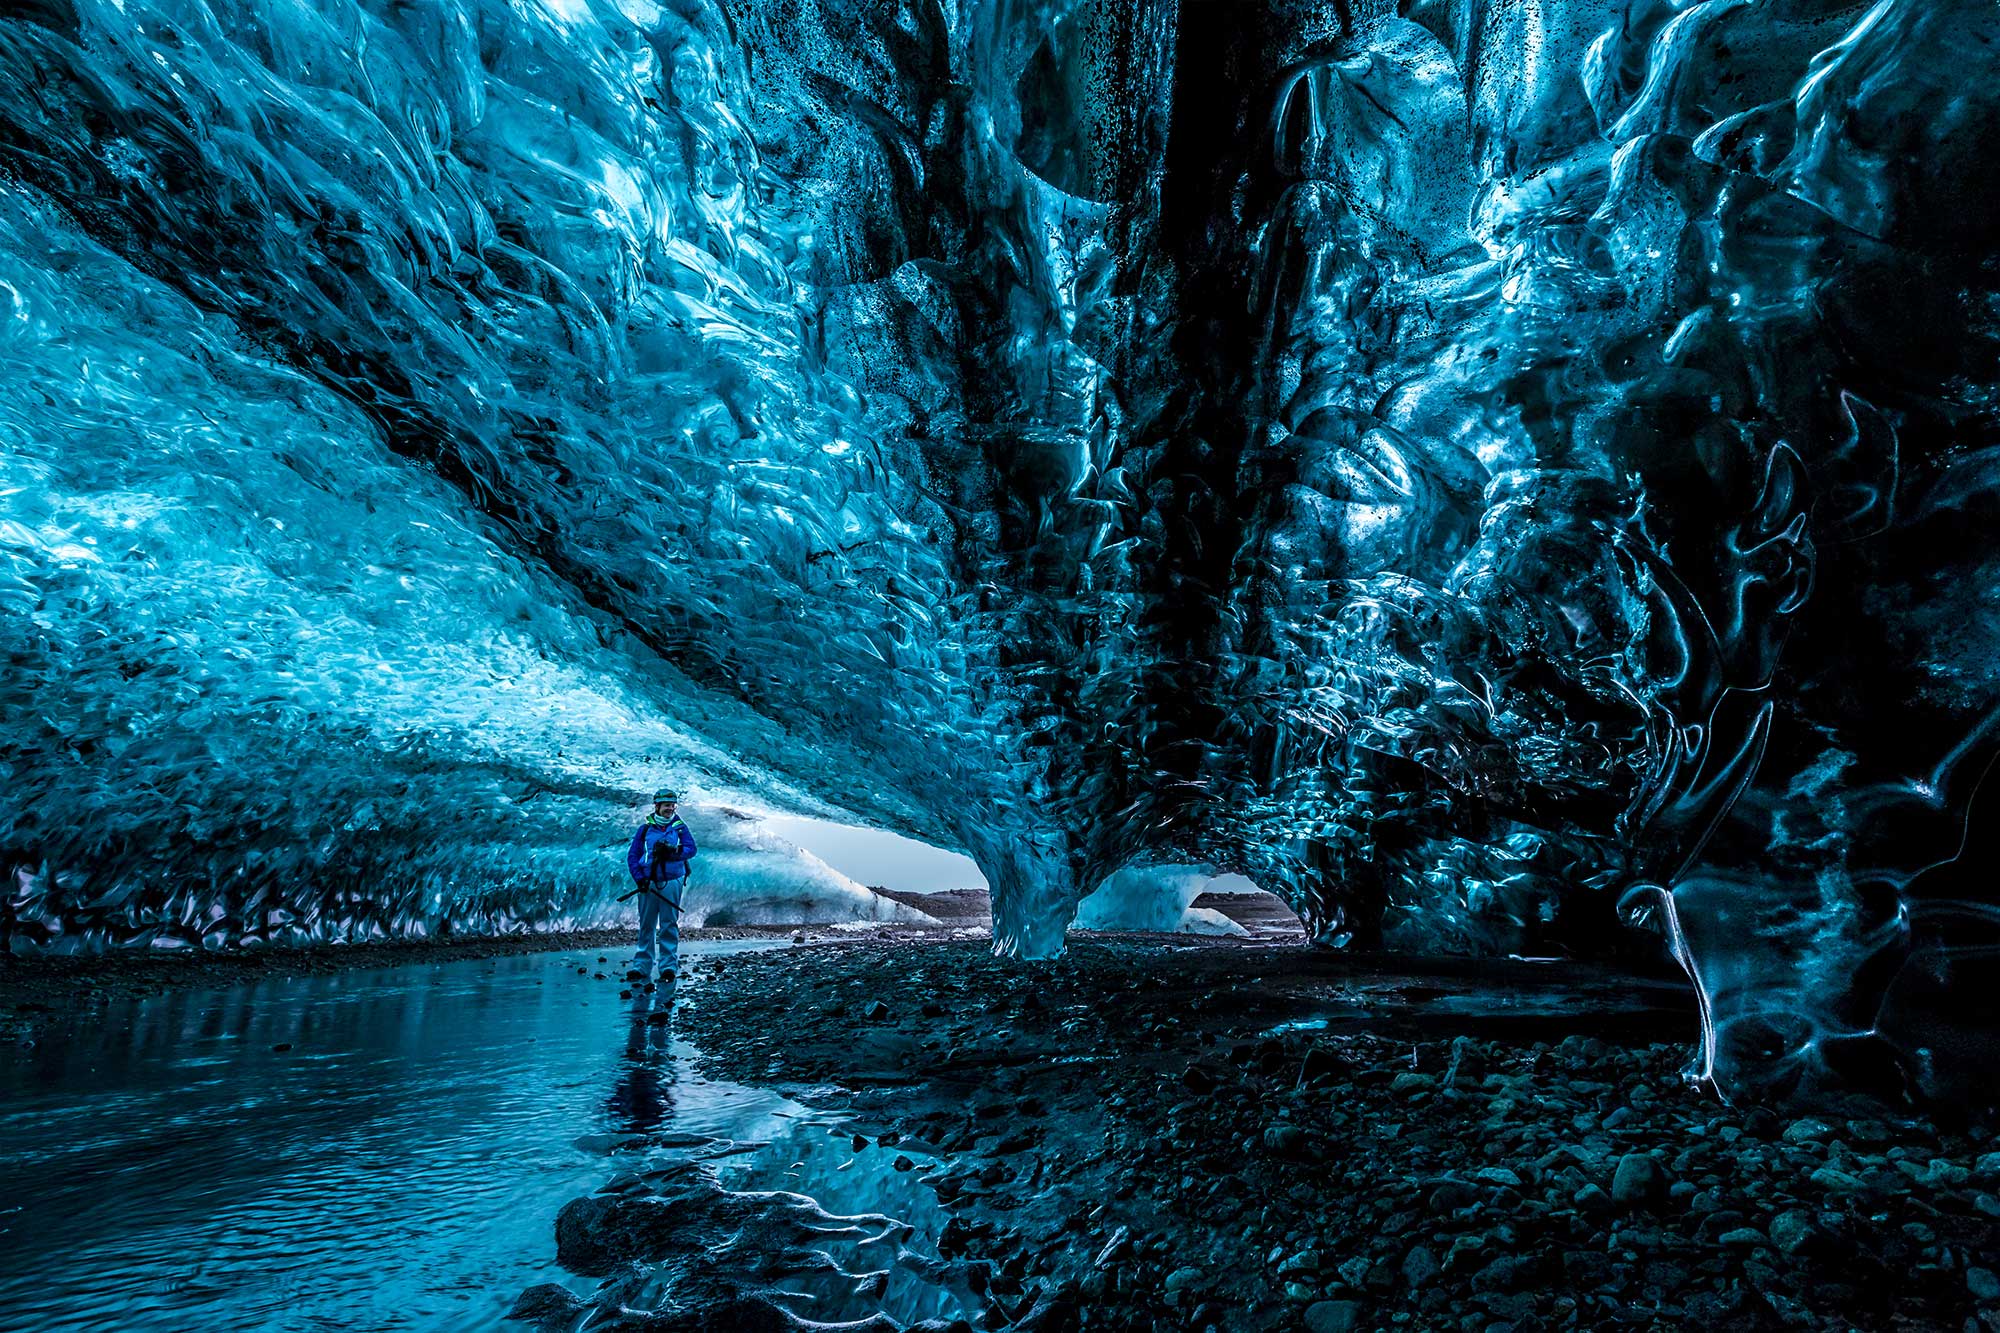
[0, 944, 837, 1332]
[608, 987, 677, 1133]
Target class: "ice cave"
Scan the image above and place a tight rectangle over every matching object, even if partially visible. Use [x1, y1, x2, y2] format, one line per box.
[3, 1, 1998, 1330]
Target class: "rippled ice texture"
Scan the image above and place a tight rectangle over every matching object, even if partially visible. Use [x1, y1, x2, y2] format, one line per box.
[3, 0, 1999, 1105]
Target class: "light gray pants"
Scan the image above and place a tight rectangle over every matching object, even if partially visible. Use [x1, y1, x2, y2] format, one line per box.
[634, 881, 683, 976]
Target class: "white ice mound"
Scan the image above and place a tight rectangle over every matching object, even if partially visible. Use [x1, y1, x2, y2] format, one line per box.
[673, 808, 940, 928]
[1072, 864, 1250, 937]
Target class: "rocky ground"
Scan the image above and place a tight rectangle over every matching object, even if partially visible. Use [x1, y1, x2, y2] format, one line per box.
[658, 939, 2000, 1333]
[12, 924, 1998, 1331]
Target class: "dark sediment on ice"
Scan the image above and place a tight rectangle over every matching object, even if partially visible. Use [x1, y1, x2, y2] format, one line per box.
[661, 939, 2000, 1333]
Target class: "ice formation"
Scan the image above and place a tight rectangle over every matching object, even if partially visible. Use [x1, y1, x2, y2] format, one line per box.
[677, 806, 937, 928]
[1073, 865, 1249, 937]
[3, 0, 1998, 1104]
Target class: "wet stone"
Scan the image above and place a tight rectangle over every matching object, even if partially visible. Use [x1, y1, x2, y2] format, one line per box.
[507, 1282, 587, 1330]
[1305, 1299, 1364, 1333]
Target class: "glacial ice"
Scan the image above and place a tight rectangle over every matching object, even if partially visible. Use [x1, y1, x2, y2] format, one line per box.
[1073, 865, 1249, 938]
[677, 806, 937, 929]
[3, 0, 1999, 1104]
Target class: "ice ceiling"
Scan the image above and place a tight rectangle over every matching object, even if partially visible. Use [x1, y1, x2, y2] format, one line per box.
[3, 0, 1998, 1104]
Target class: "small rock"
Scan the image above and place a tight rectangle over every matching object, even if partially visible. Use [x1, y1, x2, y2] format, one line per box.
[1164, 1266, 1203, 1294]
[892, 1155, 914, 1172]
[1970, 1269, 2000, 1303]
[1611, 1153, 1666, 1207]
[1093, 1227, 1130, 1268]
[863, 1000, 890, 1021]
[1472, 1254, 1530, 1292]
[1719, 1227, 1768, 1248]
[1389, 1072, 1436, 1095]
[1923, 1159, 1972, 1188]
[1277, 1248, 1322, 1277]
[1809, 1165, 1868, 1193]
[1782, 1118, 1833, 1144]
[1304, 1300, 1363, 1333]
[1401, 1245, 1440, 1286]
[1428, 1179, 1477, 1212]
[1769, 1209, 1819, 1256]
[1263, 1123, 1309, 1158]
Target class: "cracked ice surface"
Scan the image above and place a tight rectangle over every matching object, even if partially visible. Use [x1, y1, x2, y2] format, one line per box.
[4, 0, 2000, 1103]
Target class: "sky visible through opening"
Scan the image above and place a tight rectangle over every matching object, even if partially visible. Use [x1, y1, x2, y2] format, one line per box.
[759, 815, 988, 894]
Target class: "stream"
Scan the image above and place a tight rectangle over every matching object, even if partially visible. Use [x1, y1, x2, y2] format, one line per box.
[0, 942, 959, 1331]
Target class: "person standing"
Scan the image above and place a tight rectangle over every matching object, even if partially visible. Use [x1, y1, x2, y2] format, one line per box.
[625, 790, 696, 983]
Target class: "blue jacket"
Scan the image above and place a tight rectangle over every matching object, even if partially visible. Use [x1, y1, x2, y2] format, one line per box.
[628, 817, 697, 884]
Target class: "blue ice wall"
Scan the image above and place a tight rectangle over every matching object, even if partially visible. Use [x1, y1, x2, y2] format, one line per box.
[0, 0, 981, 944]
[4, 0, 1999, 1106]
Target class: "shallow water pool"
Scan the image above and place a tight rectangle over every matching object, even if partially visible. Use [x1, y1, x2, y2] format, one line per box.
[0, 943, 951, 1331]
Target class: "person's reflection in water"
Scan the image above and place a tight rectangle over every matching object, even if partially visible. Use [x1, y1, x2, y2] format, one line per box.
[607, 987, 679, 1133]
